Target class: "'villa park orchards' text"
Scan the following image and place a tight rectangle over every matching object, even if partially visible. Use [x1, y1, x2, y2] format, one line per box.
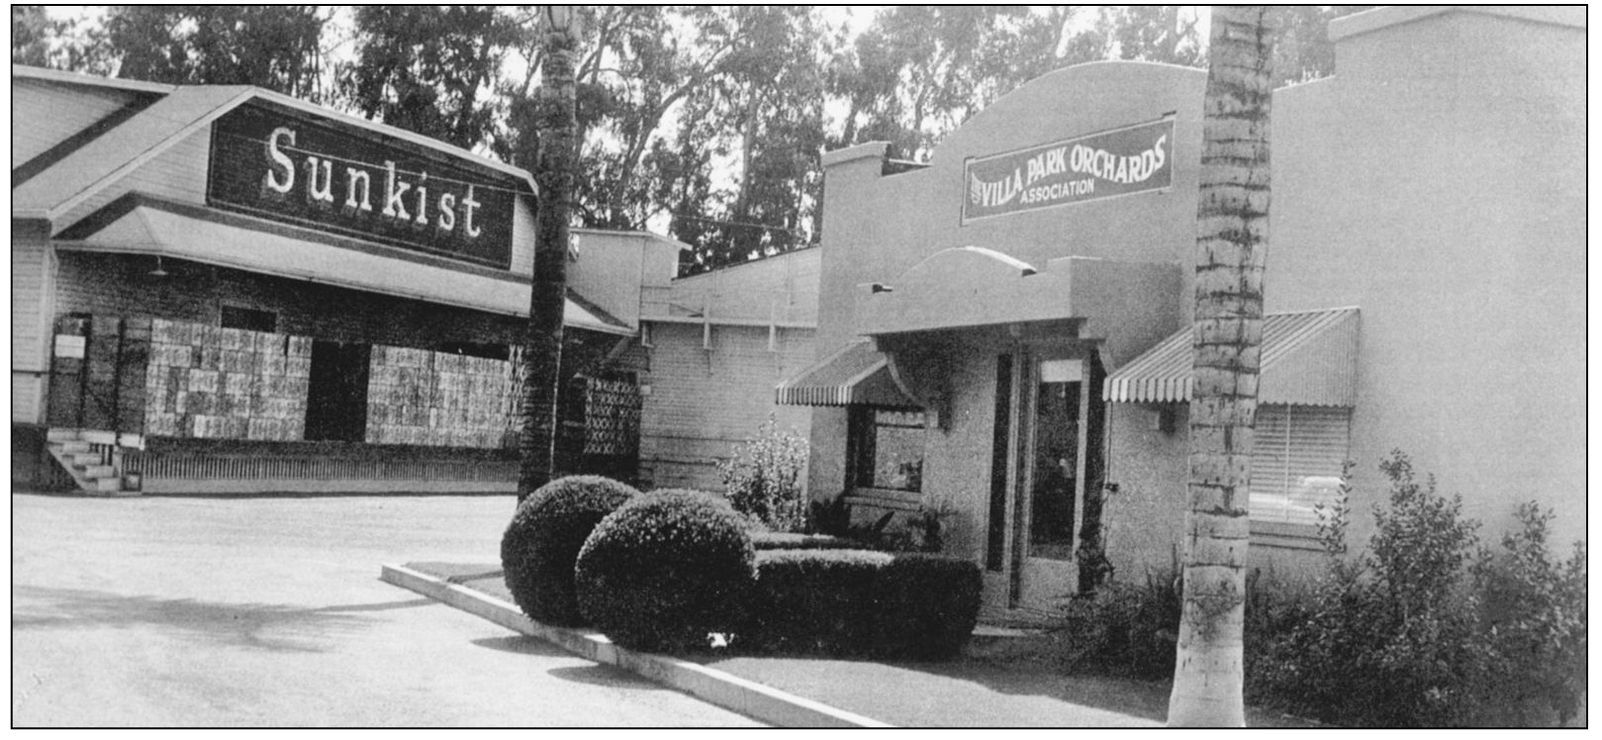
[962, 119, 1174, 222]
[262, 126, 487, 238]
[971, 134, 1168, 209]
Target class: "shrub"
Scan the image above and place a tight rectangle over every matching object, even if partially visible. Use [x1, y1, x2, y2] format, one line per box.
[500, 475, 639, 627]
[743, 548, 892, 654]
[1467, 503, 1588, 726]
[743, 549, 982, 659]
[873, 553, 983, 659]
[750, 532, 866, 551]
[1250, 451, 1487, 727]
[1060, 553, 1183, 679]
[718, 418, 810, 532]
[574, 489, 757, 652]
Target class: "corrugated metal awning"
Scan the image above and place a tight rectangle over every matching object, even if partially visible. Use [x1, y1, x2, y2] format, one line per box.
[1104, 307, 1360, 406]
[775, 340, 920, 408]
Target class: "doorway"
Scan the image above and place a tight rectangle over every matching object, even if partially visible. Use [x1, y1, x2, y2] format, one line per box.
[1008, 354, 1102, 609]
[304, 340, 371, 443]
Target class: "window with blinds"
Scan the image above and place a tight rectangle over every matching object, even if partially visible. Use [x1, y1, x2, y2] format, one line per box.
[1248, 405, 1351, 529]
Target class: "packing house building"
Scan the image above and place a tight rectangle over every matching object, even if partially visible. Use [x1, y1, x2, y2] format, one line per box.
[11, 64, 682, 494]
[779, 7, 1583, 610]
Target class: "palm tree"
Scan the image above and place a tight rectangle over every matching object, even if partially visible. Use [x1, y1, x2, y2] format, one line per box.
[518, 7, 580, 500]
[1167, 6, 1275, 727]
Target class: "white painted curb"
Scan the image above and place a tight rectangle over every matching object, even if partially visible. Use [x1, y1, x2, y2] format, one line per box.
[380, 563, 893, 728]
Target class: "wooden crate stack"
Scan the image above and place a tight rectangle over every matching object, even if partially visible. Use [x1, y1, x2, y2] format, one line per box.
[142, 319, 310, 440]
[366, 345, 516, 448]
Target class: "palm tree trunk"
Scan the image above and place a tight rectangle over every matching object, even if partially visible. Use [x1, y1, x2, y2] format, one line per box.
[518, 7, 580, 500]
[1167, 5, 1274, 727]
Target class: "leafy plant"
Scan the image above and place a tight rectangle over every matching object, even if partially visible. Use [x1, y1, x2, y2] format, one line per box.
[1467, 503, 1588, 725]
[1251, 451, 1486, 727]
[718, 417, 810, 533]
[807, 492, 895, 546]
[1250, 450, 1587, 727]
[1059, 547, 1184, 678]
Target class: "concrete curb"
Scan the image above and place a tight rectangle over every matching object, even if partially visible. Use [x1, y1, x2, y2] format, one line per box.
[380, 563, 893, 728]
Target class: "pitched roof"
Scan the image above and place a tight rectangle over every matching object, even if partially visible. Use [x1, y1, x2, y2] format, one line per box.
[11, 65, 537, 222]
[14, 85, 252, 215]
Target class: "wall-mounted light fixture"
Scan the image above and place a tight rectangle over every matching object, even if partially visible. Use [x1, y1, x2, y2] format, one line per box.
[149, 255, 169, 277]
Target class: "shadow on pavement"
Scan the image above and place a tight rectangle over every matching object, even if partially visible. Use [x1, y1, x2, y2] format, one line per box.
[546, 665, 672, 690]
[470, 634, 578, 658]
[12, 584, 398, 654]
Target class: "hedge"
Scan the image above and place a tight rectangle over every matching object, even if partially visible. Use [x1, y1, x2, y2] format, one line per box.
[742, 548, 982, 659]
[575, 489, 757, 652]
[500, 475, 639, 626]
[749, 532, 866, 551]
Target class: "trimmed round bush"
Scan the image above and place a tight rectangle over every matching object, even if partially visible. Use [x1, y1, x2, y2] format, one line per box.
[500, 475, 640, 626]
[575, 489, 757, 652]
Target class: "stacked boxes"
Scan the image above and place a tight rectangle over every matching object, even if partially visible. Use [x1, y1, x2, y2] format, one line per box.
[366, 344, 516, 448]
[142, 319, 310, 440]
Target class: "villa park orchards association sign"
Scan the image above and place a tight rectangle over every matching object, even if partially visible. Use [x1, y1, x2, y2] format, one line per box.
[207, 102, 517, 269]
[963, 118, 1174, 223]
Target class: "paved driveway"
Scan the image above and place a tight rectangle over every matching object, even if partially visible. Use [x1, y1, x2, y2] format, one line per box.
[11, 492, 761, 727]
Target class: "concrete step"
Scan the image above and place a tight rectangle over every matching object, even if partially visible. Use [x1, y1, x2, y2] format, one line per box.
[81, 464, 116, 479]
[46, 428, 82, 443]
[93, 476, 123, 493]
[964, 625, 1061, 663]
[54, 440, 92, 454]
[70, 452, 108, 467]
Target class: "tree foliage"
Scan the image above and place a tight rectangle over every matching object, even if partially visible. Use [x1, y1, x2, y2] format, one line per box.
[101, 6, 329, 100]
[341, 6, 523, 151]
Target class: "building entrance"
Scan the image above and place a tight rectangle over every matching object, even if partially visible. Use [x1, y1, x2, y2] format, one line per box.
[305, 340, 370, 443]
[1010, 353, 1103, 609]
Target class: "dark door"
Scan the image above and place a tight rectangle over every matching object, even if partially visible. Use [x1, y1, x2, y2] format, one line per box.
[304, 340, 370, 442]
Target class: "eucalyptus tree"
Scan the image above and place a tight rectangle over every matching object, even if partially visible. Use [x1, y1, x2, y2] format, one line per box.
[342, 6, 525, 152]
[828, 6, 1094, 161]
[101, 6, 330, 101]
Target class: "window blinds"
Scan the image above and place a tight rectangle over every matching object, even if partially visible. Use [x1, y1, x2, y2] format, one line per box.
[1248, 405, 1351, 527]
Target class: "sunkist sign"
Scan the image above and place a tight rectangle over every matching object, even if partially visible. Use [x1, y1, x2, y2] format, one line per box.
[962, 118, 1174, 223]
[207, 102, 518, 269]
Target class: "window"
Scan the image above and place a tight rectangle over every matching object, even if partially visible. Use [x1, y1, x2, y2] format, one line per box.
[849, 407, 926, 492]
[1249, 405, 1351, 530]
[220, 305, 277, 333]
[437, 341, 509, 360]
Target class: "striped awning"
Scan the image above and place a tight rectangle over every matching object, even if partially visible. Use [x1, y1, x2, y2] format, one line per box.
[1104, 307, 1360, 406]
[775, 340, 920, 408]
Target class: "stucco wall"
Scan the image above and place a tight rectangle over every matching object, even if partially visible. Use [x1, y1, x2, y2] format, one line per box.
[813, 9, 1585, 584]
[816, 62, 1206, 356]
[1268, 9, 1586, 547]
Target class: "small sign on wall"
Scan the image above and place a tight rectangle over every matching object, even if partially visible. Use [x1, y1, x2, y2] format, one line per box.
[53, 334, 86, 359]
[963, 118, 1175, 223]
